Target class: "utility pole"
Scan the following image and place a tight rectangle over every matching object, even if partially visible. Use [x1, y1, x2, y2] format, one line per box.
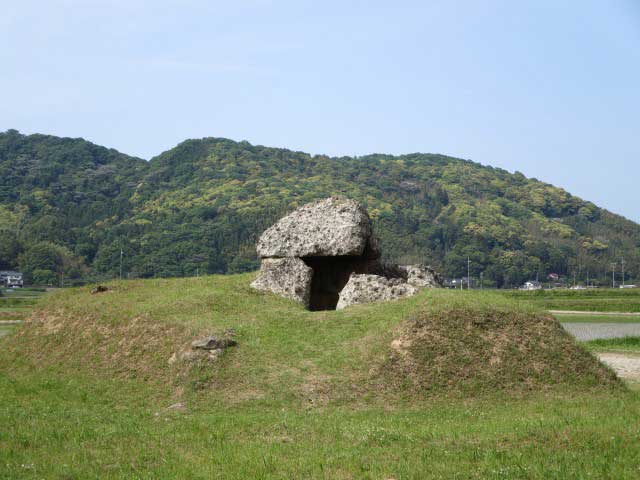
[480, 272, 484, 290]
[196, 268, 199, 277]
[611, 262, 616, 289]
[621, 258, 625, 288]
[120, 248, 123, 281]
[467, 257, 471, 290]
[586, 271, 589, 288]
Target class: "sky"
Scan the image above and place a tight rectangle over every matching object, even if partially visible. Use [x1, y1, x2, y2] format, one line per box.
[1, 0, 639, 222]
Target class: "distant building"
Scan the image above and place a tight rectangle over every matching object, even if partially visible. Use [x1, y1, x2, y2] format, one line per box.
[445, 278, 472, 289]
[521, 281, 542, 291]
[0, 271, 23, 288]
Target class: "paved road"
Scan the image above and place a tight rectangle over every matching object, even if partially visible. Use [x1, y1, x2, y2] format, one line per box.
[561, 322, 640, 341]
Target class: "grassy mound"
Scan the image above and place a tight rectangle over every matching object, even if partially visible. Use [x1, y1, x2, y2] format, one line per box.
[8, 275, 620, 404]
[384, 293, 619, 394]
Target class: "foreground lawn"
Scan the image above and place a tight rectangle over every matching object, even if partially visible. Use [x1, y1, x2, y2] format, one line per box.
[1, 275, 637, 478]
[1, 361, 639, 479]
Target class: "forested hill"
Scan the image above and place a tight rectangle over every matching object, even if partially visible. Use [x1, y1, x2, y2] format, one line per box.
[1, 129, 638, 287]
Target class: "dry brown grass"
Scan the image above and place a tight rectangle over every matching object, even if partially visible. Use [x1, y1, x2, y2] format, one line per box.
[384, 308, 620, 395]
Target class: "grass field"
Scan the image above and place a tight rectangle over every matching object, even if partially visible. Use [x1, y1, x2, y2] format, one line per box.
[505, 288, 640, 312]
[582, 337, 640, 353]
[0, 297, 39, 308]
[1, 276, 638, 478]
[555, 314, 640, 324]
[1, 364, 638, 479]
[0, 307, 31, 314]
[0, 289, 46, 321]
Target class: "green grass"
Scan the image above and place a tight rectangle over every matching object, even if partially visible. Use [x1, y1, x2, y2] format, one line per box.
[555, 314, 640, 324]
[505, 288, 640, 312]
[1, 361, 638, 479]
[582, 337, 640, 353]
[0, 298, 39, 308]
[0, 290, 45, 320]
[0, 307, 31, 313]
[0, 275, 637, 478]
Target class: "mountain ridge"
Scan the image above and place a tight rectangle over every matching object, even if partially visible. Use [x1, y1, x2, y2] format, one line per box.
[1, 129, 638, 287]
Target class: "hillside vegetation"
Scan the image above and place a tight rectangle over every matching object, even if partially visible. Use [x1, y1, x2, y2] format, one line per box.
[1, 129, 639, 287]
[1, 274, 637, 478]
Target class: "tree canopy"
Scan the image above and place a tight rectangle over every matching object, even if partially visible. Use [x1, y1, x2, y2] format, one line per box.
[1, 130, 638, 287]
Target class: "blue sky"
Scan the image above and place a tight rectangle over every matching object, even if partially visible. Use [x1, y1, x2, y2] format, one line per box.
[2, 0, 639, 221]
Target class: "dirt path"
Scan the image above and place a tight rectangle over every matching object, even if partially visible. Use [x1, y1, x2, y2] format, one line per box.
[550, 310, 640, 316]
[597, 352, 640, 383]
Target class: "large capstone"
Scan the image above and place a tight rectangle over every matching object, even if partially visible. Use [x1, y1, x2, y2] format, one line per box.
[251, 197, 441, 310]
[256, 197, 377, 258]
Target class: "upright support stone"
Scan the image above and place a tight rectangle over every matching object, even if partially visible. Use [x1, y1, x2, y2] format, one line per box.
[251, 258, 313, 307]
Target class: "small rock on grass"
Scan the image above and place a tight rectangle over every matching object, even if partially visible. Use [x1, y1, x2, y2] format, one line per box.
[169, 333, 238, 365]
[191, 335, 237, 350]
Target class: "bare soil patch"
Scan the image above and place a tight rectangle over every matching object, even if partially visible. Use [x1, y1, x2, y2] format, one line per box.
[597, 353, 640, 382]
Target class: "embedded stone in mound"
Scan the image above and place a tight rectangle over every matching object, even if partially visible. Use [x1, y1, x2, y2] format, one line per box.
[191, 336, 237, 350]
[336, 274, 418, 310]
[399, 265, 442, 288]
[250, 258, 313, 306]
[256, 197, 377, 258]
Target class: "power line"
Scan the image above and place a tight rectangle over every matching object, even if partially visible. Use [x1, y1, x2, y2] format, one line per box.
[611, 262, 616, 289]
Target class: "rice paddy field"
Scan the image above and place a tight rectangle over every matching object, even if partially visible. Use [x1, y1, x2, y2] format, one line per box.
[505, 287, 640, 312]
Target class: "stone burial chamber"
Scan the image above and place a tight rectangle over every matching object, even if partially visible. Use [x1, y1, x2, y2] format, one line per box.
[251, 197, 442, 310]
